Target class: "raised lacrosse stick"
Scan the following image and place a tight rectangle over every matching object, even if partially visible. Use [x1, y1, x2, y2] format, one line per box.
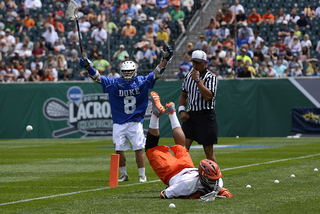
[66, 0, 84, 59]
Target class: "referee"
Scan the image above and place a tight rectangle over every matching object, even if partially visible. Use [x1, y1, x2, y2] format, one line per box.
[178, 50, 218, 162]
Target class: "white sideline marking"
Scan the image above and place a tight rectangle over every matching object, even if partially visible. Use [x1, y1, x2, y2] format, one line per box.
[1, 153, 320, 206]
[288, 78, 320, 107]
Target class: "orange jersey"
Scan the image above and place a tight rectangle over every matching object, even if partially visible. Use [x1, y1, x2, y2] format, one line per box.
[223, 13, 235, 23]
[248, 14, 261, 23]
[146, 145, 195, 185]
[262, 14, 274, 23]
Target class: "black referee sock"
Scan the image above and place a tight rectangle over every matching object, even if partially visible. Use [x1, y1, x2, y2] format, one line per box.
[145, 132, 160, 152]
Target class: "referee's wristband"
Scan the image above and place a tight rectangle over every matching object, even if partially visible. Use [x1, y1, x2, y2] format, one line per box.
[178, 106, 186, 114]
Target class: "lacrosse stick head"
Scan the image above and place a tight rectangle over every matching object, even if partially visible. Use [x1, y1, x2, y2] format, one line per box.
[199, 191, 217, 202]
[198, 159, 222, 191]
[66, 0, 79, 20]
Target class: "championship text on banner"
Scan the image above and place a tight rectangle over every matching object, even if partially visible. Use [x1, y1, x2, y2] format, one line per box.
[292, 107, 320, 134]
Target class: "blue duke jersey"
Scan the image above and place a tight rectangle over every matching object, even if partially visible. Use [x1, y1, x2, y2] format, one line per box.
[100, 72, 155, 124]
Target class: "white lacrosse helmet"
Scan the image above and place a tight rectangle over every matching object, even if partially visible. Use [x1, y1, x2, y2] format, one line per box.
[120, 61, 137, 81]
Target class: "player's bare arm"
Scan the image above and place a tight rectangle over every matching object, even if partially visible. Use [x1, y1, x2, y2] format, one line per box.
[178, 91, 189, 123]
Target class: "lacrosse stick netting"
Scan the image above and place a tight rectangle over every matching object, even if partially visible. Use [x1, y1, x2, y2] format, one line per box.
[66, 0, 79, 20]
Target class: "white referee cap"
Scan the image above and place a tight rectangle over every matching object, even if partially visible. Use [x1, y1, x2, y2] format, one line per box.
[191, 50, 207, 62]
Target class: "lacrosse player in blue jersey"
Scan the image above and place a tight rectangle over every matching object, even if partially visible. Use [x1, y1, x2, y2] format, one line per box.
[79, 45, 173, 182]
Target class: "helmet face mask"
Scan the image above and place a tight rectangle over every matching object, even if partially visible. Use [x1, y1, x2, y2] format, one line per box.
[198, 159, 222, 191]
[120, 61, 137, 81]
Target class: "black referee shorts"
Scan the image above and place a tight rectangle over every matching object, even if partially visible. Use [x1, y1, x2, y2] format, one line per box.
[182, 109, 218, 145]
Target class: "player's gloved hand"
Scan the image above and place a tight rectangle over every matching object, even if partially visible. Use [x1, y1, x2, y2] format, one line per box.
[160, 44, 173, 63]
[79, 58, 92, 70]
[218, 188, 233, 198]
[160, 190, 168, 199]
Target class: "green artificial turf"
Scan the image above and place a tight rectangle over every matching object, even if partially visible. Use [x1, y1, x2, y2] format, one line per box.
[0, 137, 320, 213]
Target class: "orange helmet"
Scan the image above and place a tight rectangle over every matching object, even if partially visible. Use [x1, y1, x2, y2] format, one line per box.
[198, 159, 222, 191]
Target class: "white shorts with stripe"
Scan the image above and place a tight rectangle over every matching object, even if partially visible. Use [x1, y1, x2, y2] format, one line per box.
[113, 122, 146, 151]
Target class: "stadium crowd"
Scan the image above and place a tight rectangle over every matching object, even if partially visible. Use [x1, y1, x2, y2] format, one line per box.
[0, 0, 197, 82]
[177, 0, 320, 79]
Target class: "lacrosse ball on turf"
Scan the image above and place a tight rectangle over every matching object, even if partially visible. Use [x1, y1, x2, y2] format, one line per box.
[291, 174, 295, 178]
[246, 185, 251, 188]
[236, 136, 239, 138]
[314, 168, 318, 172]
[169, 203, 176, 208]
[274, 180, 279, 184]
[26, 125, 33, 132]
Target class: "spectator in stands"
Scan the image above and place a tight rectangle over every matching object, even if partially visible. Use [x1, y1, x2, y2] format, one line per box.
[113, 44, 129, 61]
[248, 31, 263, 48]
[293, 24, 301, 37]
[91, 22, 107, 43]
[311, 68, 320, 76]
[30, 55, 43, 70]
[216, 21, 230, 39]
[205, 21, 217, 41]
[278, 20, 291, 37]
[42, 24, 59, 46]
[195, 35, 205, 50]
[157, 27, 169, 44]
[97, 10, 106, 22]
[25, 0, 42, 10]
[316, 39, 320, 55]
[237, 64, 251, 78]
[19, 44, 32, 57]
[255, 63, 267, 77]
[185, 42, 194, 56]
[273, 58, 287, 76]
[79, 0, 89, 15]
[16, 3, 27, 19]
[236, 47, 252, 65]
[230, 0, 244, 15]
[22, 14, 35, 30]
[202, 42, 214, 59]
[266, 61, 278, 77]
[141, 0, 156, 8]
[53, 40, 65, 52]
[118, 0, 128, 13]
[67, 25, 79, 42]
[4, 17, 15, 32]
[316, 3, 320, 17]
[262, 8, 275, 24]
[40, 69, 53, 81]
[284, 44, 293, 61]
[87, 8, 97, 23]
[44, 13, 55, 27]
[133, 0, 142, 10]
[92, 51, 111, 73]
[134, 35, 148, 50]
[0, 0, 17, 10]
[303, 4, 316, 21]
[276, 37, 285, 53]
[16, 69, 27, 82]
[104, 16, 118, 34]
[224, 8, 235, 25]
[27, 66, 41, 82]
[275, 8, 286, 24]
[160, 18, 171, 38]
[236, 9, 247, 26]
[281, 68, 292, 77]
[64, 42, 79, 63]
[222, 34, 233, 48]
[57, 54, 67, 71]
[170, 3, 186, 33]
[284, 29, 294, 47]
[297, 12, 310, 28]
[181, 0, 194, 12]
[145, 17, 159, 33]
[291, 63, 302, 76]
[301, 34, 312, 48]
[15, 17, 27, 34]
[156, 0, 169, 8]
[254, 46, 264, 62]
[277, 52, 288, 67]
[306, 58, 318, 76]
[121, 20, 137, 39]
[215, 10, 224, 26]
[237, 32, 249, 49]
[53, 4, 65, 19]
[125, 0, 138, 18]
[288, 53, 302, 70]
[248, 8, 262, 24]
[219, 57, 232, 78]
[176, 66, 186, 79]
[299, 46, 310, 62]
[4, 28, 15, 46]
[43, 53, 57, 70]
[238, 22, 253, 38]
[78, 16, 91, 32]
[36, 13, 45, 29]
[285, 7, 300, 23]
[179, 54, 193, 72]
[58, 68, 70, 81]
[145, 25, 155, 41]
[54, 17, 65, 33]
[135, 43, 157, 64]
[5, 6, 18, 20]
[290, 36, 301, 53]
[120, 11, 131, 23]
[135, 8, 147, 22]
[107, 68, 121, 78]
[32, 42, 45, 57]
[245, 59, 256, 76]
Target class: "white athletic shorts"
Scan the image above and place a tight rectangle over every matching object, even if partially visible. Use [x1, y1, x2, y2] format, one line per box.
[113, 122, 146, 151]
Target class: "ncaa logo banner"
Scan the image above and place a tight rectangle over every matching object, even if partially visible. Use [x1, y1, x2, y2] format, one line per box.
[43, 86, 152, 138]
[291, 107, 320, 134]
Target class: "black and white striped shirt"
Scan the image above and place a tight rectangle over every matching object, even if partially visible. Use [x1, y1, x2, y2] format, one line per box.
[181, 68, 218, 111]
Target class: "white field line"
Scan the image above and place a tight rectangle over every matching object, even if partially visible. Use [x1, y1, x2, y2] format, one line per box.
[1, 153, 319, 206]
